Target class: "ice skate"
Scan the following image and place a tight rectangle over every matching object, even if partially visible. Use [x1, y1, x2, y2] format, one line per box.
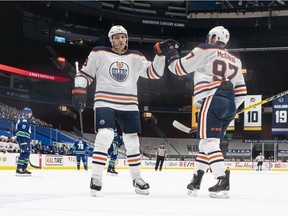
[16, 169, 31, 177]
[90, 176, 102, 197]
[187, 170, 204, 196]
[107, 168, 118, 176]
[24, 169, 32, 176]
[133, 178, 150, 195]
[209, 170, 230, 199]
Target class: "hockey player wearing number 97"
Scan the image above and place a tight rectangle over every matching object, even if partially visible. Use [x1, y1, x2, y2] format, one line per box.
[167, 26, 247, 198]
[72, 25, 178, 196]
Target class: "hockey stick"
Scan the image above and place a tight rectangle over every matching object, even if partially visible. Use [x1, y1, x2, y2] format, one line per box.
[172, 120, 196, 134]
[79, 104, 84, 134]
[73, 61, 84, 137]
[173, 89, 288, 134]
[29, 160, 40, 169]
[236, 89, 288, 114]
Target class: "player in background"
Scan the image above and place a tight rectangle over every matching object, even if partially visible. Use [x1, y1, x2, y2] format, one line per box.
[155, 143, 168, 171]
[167, 26, 247, 198]
[72, 25, 178, 196]
[15, 107, 33, 176]
[71, 137, 89, 171]
[107, 128, 124, 175]
[255, 152, 265, 171]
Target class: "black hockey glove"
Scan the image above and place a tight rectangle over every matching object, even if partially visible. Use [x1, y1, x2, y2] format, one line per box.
[154, 39, 180, 56]
[220, 80, 233, 90]
[166, 49, 180, 66]
[72, 87, 87, 112]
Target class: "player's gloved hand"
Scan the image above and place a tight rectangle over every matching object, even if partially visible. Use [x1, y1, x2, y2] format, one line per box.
[166, 49, 180, 66]
[72, 87, 87, 112]
[154, 39, 180, 56]
[220, 80, 233, 90]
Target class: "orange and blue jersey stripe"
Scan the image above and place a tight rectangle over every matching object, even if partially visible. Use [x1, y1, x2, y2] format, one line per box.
[94, 91, 138, 106]
[76, 70, 94, 85]
[234, 84, 247, 97]
[146, 63, 161, 79]
[174, 59, 189, 76]
[194, 81, 222, 97]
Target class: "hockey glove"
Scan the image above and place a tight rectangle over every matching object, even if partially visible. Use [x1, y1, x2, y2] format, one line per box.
[220, 80, 233, 90]
[72, 87, 87, 112]
[154, 39, 180, 56]
[166, 49, 180, 66]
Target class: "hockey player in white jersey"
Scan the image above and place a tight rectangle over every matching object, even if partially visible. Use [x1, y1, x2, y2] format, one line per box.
[72, 25, 178, 196]
[255, 152, 265, 171]
[167, 26, 247, 198]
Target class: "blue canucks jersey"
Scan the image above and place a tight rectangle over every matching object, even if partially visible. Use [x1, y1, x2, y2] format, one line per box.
[72, 140, 89, 155]
[15, 117, 31, 143]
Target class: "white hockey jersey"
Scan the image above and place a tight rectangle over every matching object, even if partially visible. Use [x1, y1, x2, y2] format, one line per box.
[255, 154, 265, 162]
[168, 43, 247, 108]
[75, 46, 165, 111]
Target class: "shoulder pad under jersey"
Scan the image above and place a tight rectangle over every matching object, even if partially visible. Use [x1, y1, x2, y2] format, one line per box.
[91, 46, 113, 52]
[124, 49, 144, 56]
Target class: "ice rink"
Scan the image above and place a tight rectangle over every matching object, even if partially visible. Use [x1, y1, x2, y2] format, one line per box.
[0, 169, 287, 216]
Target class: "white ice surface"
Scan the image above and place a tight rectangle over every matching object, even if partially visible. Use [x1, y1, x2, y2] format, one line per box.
[0, 169, 287, 216]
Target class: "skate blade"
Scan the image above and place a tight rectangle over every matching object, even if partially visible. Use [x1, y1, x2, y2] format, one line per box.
[90, 189, 100, 197]
[135, 188, 149, 195]
[209, 191, 230, 199]
[16, 174, 31, 177]
[187, 189, 198, 197]
[106, 172, 118, 176]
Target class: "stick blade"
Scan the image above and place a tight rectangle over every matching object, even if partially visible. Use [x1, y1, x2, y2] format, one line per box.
[172, 120, 194, 134]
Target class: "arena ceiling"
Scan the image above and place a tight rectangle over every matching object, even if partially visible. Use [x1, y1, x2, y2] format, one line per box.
[1, 1, 288, 109]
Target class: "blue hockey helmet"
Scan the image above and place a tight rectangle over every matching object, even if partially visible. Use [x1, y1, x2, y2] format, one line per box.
[22, 107, 32, 116]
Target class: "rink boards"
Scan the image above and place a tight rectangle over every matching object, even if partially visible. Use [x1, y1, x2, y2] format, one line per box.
[1, 152, 288, 171]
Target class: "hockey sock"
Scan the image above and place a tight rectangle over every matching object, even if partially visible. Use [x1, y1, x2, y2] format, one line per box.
[208, 150, 225, 178]
[199, 138, 225, 178]
[127, 153, 142, 180]
[123, 133, 142, 180]
[92, 128, 114, 178]
[194, 152, 209, 174]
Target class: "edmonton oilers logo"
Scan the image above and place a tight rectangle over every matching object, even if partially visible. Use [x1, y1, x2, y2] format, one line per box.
[109, 61, 129, 82]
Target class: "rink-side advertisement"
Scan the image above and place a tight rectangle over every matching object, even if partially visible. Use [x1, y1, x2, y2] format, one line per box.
[1, 153, 288, 171]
